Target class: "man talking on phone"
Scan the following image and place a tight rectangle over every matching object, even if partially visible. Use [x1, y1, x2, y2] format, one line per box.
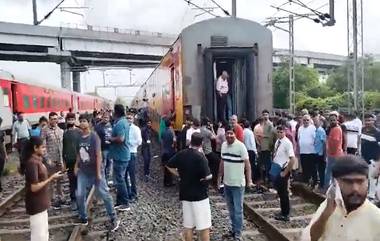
[301, 155, 380, 241]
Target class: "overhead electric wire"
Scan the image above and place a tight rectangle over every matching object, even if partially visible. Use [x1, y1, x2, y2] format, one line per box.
[209, 0, 230, 16]
[270, 5, 318, 22]
[292, 0, 325, 16]
[182, 0, 219, 17]
[37, 0, 66, 25]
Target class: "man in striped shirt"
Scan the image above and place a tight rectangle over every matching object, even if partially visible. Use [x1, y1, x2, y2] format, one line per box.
[217, 125, 253, 241]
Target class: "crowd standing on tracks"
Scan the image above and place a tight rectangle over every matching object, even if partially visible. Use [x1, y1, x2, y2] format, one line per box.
[3, 104, 380, 241]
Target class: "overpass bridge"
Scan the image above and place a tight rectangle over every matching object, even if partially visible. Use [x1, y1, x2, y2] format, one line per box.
[0, 21, 347, 91]
[0, 21, 175, 91]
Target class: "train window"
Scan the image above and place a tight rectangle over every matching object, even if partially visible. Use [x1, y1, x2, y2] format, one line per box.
[47, 97, 51, 108]
[23, 95, 30, 109]
[2, 88, 9, 107]
[40, 97, 45, 108]
[32, 96, 38, 109]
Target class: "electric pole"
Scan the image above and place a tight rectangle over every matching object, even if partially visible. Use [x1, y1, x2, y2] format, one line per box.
[347, 0, 364, 115]
[289, 15, 295, 114]
[32, 0, 38, 25]
[266, 1, 335, 114]
[232, 0, 236, 17]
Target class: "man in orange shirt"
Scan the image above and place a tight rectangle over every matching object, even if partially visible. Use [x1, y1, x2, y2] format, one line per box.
[324, 112, 344, 189]
[230, 115, 244, 142]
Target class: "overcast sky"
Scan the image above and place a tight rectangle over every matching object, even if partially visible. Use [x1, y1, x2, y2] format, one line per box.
[0, 0, 379, 102]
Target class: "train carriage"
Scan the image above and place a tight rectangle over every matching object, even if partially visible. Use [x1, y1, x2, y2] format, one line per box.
[0, 76, 110, 131]
[132, 17, 273, 131]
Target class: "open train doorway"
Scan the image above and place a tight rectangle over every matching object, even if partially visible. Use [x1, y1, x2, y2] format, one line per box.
[214, 58, 234, 121]
[204, 47, 257, 122]
[210, 56, 250, 122]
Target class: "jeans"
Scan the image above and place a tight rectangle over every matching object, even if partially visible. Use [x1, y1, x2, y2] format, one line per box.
[248, 151, 259, 182]
[113, 160, 130, 205]
[102, 149, 113, 182]
[226, 94, 232, 118]
[274, 174, 290, 216]
[259, 151, 272, 182]
[300, 154, 317, 185]
[76, 170, 116, 221]
[49, 162, 63, 202]
[324, 156, 337, 189]
[368, 160, 378, 199]
[217, 94, 227, 121]
[141, 145, 151, 176]
[125, 153, 137, 199]
[162, 153, 174, 186]
[0, 156, 5, 189]
[205, 152, 220, 186]
[65, 161, 77, 201]
[315, 155, 326, 188]
[224, 185, 245, 236]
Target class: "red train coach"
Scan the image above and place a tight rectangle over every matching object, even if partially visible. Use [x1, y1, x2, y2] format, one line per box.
[0, 77, 109, 131]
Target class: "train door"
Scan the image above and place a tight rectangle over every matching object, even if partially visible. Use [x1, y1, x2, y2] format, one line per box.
[204, 47, 256, 122]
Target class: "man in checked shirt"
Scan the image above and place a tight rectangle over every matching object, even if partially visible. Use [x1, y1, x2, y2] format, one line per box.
[41, 112, 64, 209]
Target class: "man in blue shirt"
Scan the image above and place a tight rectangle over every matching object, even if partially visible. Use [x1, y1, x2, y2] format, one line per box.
[109, 104, 131, 211]
[161, 118, 176, 187]
[313, 115, 326, 190]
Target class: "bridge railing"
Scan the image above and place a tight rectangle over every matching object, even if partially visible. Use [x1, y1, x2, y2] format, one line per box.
[60, 22, 177, 39]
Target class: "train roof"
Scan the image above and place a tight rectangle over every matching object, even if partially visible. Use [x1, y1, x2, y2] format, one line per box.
[182, 17, 271, 34]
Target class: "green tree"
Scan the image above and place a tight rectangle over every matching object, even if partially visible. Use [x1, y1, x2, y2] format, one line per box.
[326, 56, 380, 93]
[273, 62, 320, 108]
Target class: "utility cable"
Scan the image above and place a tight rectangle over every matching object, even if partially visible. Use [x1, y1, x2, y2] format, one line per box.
[209, 0, 230, 16]
[37, 0, 66, 25]
[182, 0, 219, 17]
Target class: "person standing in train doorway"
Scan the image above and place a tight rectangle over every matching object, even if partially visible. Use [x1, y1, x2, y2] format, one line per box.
[216, 71, 229, 121]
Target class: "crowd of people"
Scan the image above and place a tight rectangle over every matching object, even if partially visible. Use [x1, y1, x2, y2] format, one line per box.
[165, 108, 380, 241]
[1, 104, 154, 241]
[2, 105, 380, 241]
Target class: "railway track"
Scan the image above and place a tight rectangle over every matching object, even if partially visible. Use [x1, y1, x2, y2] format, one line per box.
[242, 182, 324, 241]
[0, 180, 98, 241]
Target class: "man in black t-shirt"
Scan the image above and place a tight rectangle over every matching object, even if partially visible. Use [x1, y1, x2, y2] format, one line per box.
[166, 132, 212, 241]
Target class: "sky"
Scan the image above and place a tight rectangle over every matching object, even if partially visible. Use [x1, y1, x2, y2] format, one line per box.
[0, 0, 379, 103]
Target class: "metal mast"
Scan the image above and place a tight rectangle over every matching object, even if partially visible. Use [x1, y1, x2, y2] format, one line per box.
[232, 0, 237, 17]
[347, 0, 364, 113]
[32, 0, 38, 25]
[289, 15, 295, 114]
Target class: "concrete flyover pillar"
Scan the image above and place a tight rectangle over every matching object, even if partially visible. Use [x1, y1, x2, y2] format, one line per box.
[60, 62, 72, 90]
[72, 72, 81, 92]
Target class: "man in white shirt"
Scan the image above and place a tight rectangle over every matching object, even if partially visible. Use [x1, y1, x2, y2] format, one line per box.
[12, 112, 31, 157]
[243, 120, 258, 185]
[216, 71, 229, 121]
[297, 114, 317, 187]
[272, 125, 296, 222]
[343, 112, 362, 155]
[126, 113, 142, 201]
[301, 155, 380, 241]
[186, 118, 201, 147]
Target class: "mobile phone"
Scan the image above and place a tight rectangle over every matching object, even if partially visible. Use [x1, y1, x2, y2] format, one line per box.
[326, 180, 336, 200]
